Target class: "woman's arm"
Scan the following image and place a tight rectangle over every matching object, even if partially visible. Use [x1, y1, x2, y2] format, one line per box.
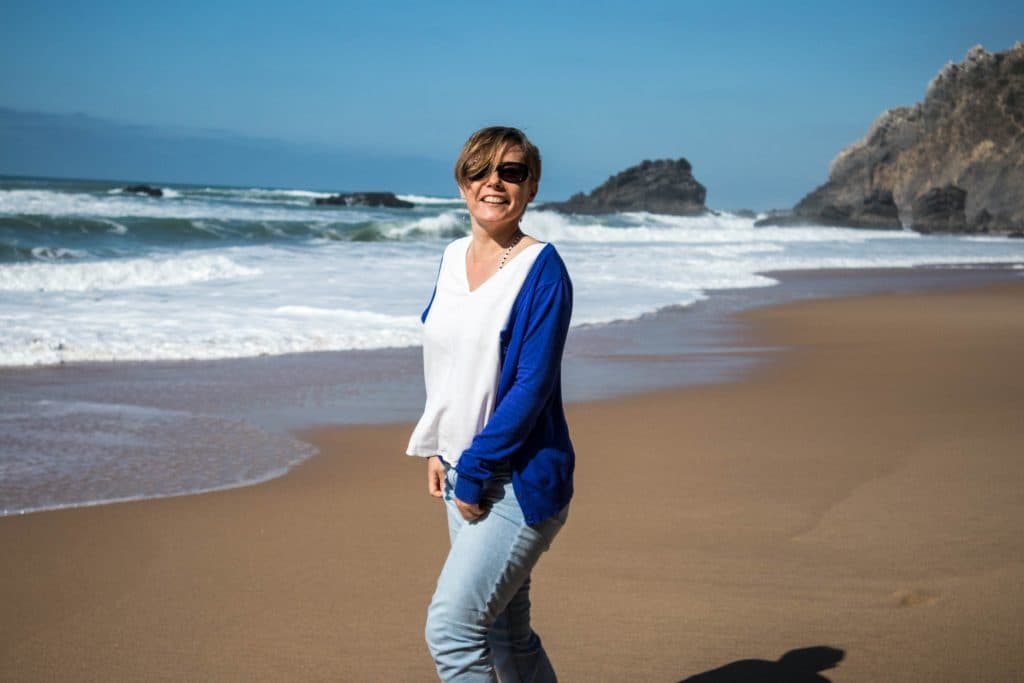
[453, 276, 572, 506]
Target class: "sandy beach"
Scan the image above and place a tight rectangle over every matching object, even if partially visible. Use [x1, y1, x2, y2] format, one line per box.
[3, 280, 1023, 682]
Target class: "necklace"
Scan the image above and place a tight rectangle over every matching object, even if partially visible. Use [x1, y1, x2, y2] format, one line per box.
[498, 231, 524, 270]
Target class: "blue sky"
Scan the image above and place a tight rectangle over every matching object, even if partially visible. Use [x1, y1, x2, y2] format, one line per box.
[1, 1, 1021, 207]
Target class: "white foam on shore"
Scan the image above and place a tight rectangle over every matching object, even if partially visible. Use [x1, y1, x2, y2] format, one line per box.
[0, 253, 260, 292]
[397, 194, 464, 205]
[0, 242, 432, 366]
[0, 302, 422, 366]
[3, 189, 1024, 367]
[525, 209, 919, 244]
[4, 233, 1024, 366]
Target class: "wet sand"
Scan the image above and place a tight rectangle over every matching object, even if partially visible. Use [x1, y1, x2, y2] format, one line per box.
[2, 281, 1023, 681]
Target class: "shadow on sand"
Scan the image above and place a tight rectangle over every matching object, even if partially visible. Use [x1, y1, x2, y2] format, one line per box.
[678, 646, 845, 682]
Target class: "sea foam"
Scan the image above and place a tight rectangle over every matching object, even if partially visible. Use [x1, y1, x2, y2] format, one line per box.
[3, 177, 1024, 367]
[0, 253, 260, 292]
[397, 194, 464, 206]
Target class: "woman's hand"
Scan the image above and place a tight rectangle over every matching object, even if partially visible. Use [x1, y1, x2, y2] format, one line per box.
[427, 456, 485, 520]
[454, 498, 485, 522]
[427, 456, 445, 498]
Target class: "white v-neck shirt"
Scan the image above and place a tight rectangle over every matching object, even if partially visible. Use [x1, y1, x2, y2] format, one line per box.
[406, 236, 545, 466]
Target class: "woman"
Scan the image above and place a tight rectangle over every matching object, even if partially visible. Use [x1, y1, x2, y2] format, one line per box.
[406, 126, 575, 683]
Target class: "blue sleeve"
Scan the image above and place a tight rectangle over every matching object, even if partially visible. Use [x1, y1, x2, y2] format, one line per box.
[454, 276, 572, 504]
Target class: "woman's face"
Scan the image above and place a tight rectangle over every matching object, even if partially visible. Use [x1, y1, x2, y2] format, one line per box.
[459, 145, 538, 233]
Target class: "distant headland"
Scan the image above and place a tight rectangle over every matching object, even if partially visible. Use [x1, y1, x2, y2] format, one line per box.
[757, 43, 1024, 235]
[540, 43, 1023, 236]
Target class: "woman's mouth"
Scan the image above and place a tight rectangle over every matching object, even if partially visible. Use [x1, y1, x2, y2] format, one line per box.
[481, 196, 508, 204]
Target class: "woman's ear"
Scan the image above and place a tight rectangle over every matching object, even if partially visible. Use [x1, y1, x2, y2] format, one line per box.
[458, 184, 467, 201]
[528, 182, 538, 203]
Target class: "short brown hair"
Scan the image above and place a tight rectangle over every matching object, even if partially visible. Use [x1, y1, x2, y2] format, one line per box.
[454, 126, 542, 189]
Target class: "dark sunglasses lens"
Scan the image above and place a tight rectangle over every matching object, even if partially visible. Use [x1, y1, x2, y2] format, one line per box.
[496, 163, 529, 184]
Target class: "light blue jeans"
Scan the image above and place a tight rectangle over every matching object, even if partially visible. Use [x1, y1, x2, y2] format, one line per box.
[426, 462, 568, 683]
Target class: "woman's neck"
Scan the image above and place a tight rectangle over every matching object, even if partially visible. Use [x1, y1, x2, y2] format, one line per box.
[468, 222, 523, 261]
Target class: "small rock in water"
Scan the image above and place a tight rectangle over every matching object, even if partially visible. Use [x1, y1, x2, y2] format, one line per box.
[314, 192, 413, 209]
[122, 184, 164, 198]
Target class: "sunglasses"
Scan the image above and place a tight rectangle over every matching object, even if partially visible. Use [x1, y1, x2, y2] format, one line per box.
[467, 162, 531, 184]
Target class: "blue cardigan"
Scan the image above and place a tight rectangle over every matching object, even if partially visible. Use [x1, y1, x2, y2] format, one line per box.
[421, 243, 575, 525]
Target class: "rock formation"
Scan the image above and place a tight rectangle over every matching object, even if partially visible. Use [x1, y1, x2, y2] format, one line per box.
[539, 158, 706, 215]
[758, 43, 1024, 234]
[314, 192, 413, 209]
[911, 185, 969, 233]
[122, 184, 163, 197]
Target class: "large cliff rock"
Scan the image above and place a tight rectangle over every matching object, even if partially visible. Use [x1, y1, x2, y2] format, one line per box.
[539, 158, 706, 215]
[761, 43, 1024, 234]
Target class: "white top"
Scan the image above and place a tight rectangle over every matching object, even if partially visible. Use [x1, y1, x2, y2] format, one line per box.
[406, 236, 545, 466]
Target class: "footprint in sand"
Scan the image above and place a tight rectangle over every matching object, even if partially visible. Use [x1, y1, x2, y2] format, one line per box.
[892, 588, 939, 607]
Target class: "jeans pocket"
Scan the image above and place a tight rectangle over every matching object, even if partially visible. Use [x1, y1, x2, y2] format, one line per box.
[442, 465, 457, 501]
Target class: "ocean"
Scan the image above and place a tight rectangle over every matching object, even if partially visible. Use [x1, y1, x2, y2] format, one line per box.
[5, 175, 1024, 366]
[2, 174, 1023, 516]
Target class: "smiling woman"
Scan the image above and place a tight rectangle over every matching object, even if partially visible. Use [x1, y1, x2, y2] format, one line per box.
[459, 147, 540, 290]
[405, 126, 575, 682]
[455, 129, 542, 291]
